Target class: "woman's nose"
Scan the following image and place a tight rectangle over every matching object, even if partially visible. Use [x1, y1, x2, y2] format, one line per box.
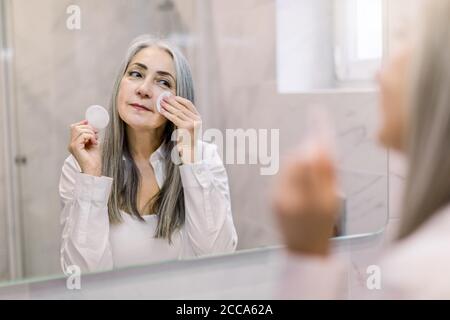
[136, 83, 154, 99]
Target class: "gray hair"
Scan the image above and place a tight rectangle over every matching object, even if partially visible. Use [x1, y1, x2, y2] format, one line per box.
[398, 0, 450, 240]
[101, 35, 195, 242]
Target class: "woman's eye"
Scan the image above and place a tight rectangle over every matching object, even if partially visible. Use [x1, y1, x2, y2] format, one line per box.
[128, 71, 142, 78]
[157, 79, 171, 88]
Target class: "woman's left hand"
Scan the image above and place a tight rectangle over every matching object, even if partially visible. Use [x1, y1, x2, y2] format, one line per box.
[160, 95, 202, 164]
[272, 146, 340, 257]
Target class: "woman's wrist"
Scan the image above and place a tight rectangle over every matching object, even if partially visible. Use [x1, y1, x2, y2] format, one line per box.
[81, 166, 102, 177]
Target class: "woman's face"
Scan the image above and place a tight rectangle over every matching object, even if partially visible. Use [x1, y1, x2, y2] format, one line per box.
[376, 45, 412, 152]
[117, 46, 177, 132]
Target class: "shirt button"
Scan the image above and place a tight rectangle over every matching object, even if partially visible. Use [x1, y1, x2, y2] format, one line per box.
[195, 167, 203, 175]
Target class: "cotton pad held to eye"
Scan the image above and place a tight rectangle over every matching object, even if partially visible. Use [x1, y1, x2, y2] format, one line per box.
[86, 105, 110, 130]
[156, 91, 173, 113]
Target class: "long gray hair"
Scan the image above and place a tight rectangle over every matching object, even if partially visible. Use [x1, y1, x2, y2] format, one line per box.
[101, 35, 195, 242]
[397, 0, 450, 240]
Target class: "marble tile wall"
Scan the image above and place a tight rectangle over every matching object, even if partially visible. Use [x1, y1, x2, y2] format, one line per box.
[196, 0, 388, 249]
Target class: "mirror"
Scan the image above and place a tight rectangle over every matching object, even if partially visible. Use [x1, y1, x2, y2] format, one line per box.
[0, 0, 388, 285]
[277, 0, 384, 92]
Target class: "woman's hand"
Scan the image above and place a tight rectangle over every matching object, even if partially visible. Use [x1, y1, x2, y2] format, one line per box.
[160, 96, 202, 164]
[272, 146, 340, 257]
[68, 120, 102, 176]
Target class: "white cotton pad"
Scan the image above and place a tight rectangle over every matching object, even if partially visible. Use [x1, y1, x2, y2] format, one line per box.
[156, 91, 173, 113]
[86, 105, 110, 130]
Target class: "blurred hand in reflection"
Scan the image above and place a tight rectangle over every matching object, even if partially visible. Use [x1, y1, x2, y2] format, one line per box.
[272, 145, 340, 257]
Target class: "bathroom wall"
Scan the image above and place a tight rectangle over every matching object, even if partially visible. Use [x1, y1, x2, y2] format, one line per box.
[196, 0, 388, 248]
[276, 0, 335, 92]
[1, 0, 393, 282]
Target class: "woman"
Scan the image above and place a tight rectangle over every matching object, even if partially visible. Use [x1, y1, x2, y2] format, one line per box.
[273, 0, 450, 299]
[59, 35, 237, 273]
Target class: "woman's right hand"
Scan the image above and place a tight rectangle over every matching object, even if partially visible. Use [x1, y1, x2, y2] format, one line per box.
[68, 120, 102, 177]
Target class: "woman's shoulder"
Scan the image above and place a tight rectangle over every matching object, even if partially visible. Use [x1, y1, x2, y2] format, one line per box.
[379, 204, 450, 296]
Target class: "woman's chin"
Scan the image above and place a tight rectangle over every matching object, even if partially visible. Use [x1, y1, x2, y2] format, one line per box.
[126, 117, 167, 131]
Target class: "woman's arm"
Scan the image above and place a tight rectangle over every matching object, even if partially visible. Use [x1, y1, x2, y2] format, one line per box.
[59, 155, 114, 273]
[179, 142, 238, 257]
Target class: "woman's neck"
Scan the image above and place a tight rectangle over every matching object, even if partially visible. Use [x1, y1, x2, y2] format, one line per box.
[126, 126, 165, 162]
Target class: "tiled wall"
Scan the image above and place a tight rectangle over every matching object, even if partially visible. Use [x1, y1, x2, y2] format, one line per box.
[195, 0, 388, 248]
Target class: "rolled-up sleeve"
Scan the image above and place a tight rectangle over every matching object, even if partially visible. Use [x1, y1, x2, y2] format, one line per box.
[59, 155, 114, 274]
[179, 142, 238, 257]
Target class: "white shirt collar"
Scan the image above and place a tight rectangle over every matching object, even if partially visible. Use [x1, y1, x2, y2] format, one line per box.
[121, 143, 167, 187]
[121, 143, 166, 163]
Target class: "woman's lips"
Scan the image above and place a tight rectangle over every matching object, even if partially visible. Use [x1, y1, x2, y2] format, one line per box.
[130, 103, 151, 112]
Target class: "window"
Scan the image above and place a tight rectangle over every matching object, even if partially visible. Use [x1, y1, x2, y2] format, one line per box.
[334, 0, 384, 83]
[276, 0, 384, 93]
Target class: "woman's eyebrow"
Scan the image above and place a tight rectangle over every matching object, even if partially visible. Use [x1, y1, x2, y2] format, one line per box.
[156, 71, 176, 82]
[130, 63, 175, 82]
[131, 62, 148, 70]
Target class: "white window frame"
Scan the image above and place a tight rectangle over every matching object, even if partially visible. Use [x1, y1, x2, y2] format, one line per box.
[333, 0, 386, 85]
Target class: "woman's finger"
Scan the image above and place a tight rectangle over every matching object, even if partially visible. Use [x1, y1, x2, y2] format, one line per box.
[70, 120, 88, 129]
[171, 96, 199, 115]
[76, 131, 98, 145]
[160, 108, 185, 127]
[161, 98, 198, 120]
[161, 102, 190, 121]
[74, 126, 98, 134]
[77, 124, 99, 133]
[73, 128, 97, 141]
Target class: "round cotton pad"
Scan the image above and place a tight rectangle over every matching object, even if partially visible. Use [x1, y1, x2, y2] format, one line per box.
[156, 91, 173, 113]
[86, 105, 110, 130]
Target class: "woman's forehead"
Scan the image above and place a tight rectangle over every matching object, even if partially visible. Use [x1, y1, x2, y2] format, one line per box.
[130, 47, 175, 75]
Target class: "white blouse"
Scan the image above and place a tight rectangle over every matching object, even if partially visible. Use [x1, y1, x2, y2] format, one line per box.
[278, 204, 450, 299]
[59, 141, 238, 274]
